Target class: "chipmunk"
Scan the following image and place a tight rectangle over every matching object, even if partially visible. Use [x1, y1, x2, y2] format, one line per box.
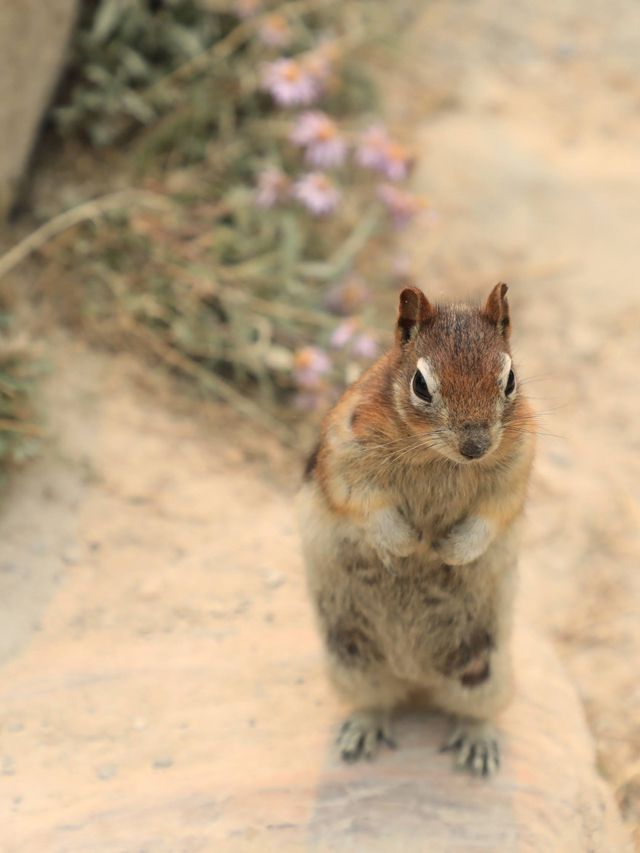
[298, 283, 535, 776]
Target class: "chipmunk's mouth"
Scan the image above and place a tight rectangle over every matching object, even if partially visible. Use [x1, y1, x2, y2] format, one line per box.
[441, 449, 493, 465]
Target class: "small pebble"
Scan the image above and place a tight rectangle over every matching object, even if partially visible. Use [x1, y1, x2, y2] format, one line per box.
[129, 495, 148, 505]
[265, 571, 286, 589]
[549, 450, 571, 468]
[1, 756, 15, 776]
[62, 547, 81, 565]
[153, 756, 174, 769]
[96, 764, 117, 781]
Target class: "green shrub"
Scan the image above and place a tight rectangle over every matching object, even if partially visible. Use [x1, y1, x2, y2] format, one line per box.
[48, 0, 426, 440]
[0, 312, 40, 477]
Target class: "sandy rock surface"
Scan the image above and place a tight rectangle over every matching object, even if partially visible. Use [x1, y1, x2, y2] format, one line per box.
[0, 346, 630, 851]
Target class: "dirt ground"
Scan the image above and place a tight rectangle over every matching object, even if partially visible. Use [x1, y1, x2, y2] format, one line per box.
[1, 0, 640, 850]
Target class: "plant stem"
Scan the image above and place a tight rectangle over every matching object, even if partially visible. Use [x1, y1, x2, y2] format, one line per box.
[0, 190, 173, 283]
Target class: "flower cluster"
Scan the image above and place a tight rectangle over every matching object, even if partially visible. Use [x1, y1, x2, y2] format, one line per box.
[239, 1, 426, 407]
[261, 58, 322, 107]
[291, 111, 347, 168]
[356, 125, 413, 181]
[49, 0, 422, 426]
[255, 103, 424, 225]
[252, 0, 423, 225]
[377, 183, 427, 229]
[293, 172, 341, 216]
[330, 318, 379, 359]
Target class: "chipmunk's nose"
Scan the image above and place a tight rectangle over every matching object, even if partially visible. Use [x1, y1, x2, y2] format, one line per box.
[459, 424, 491, 460]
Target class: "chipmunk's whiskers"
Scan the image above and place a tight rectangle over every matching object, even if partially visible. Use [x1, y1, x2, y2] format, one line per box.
[367, 432, 448, 475]
[503, 425, 565, 441]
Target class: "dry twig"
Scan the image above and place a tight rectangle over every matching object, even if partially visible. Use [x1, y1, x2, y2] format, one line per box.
[0, 190, 173, 283]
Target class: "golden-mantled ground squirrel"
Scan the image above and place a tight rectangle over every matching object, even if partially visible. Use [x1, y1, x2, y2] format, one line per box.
[298, 284, 535, 776]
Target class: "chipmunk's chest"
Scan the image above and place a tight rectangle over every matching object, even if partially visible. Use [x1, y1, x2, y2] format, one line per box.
[395, 462, 482, 538]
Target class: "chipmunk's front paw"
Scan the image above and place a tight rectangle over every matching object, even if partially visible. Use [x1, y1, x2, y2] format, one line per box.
[368, 507, 420, 565]
[434, 516, 492, 566]
[441, 720, 500, 777]
[337, 711, 396, 762]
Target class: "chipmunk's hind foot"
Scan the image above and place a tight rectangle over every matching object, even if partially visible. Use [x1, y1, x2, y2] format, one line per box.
[441, 720, 500, 777]
[337, 710, 396, 762]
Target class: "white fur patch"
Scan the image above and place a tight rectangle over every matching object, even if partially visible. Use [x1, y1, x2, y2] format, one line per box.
[499, 353, 516, 397]
[435, 516, 494, 565]
[410, 357, 439, 408]
[417, 357, 439, 391]
[367, 506, 419, 563]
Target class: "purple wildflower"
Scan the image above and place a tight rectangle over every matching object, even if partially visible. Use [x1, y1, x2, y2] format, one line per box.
[351, 332, 379, 360]
[356, 125, 388, 170]
[258, 14, 291, 48]
[255, 167, 290, 209]
[294, 172, 341, 216]
[294, 346, 332, 389]
[356, 125, 413, 181]
[261, 59, 319, 107]
[330, 318, 358, 349]
[378, 141, 412, 181]
[377, 183, 427, 228]
[291, 111, 347, 168]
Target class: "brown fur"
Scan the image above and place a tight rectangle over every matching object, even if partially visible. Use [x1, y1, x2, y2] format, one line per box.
[297, 284, 535, 774]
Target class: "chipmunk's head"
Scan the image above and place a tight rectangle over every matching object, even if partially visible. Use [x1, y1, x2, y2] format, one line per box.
[392, 283, 518, 464]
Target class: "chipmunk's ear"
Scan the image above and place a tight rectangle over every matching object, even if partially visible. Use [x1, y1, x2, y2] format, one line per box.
[482, 282, 510, 338]
[396, 286, 434, 345]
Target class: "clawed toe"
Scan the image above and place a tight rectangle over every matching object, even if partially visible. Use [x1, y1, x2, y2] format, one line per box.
[337, 712, 396, 762]
[337, 714, 499, 774]
[441, 722, 500, 777]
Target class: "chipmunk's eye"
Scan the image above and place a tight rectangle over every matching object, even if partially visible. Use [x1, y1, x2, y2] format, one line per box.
[412, 370, 432, 403]
[505, 368, 516, 397]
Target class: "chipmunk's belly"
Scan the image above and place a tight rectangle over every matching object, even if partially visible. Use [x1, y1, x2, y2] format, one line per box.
[349, 545, 509, 685]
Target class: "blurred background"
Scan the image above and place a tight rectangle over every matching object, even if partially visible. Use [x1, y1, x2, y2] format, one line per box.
[0, 0, 639, 850]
